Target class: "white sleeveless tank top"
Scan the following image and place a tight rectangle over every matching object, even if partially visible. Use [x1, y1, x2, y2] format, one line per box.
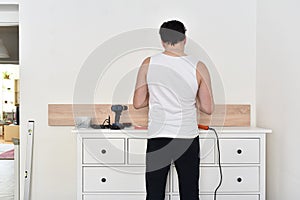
[147, 53, 199, 138]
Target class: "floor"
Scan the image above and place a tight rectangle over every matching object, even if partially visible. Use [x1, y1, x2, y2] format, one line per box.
[0, 143, 15, 200]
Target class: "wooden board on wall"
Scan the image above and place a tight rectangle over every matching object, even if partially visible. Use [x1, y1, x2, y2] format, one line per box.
[48, 104, 250, 127]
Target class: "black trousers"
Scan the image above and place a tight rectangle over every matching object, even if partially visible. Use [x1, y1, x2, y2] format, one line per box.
[146, 136, 200, 200]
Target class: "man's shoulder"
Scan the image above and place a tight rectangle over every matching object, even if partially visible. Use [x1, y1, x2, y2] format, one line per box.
[142, 57, 151, 65]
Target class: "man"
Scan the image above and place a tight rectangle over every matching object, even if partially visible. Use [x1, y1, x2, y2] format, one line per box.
[133, 20, 214, 200]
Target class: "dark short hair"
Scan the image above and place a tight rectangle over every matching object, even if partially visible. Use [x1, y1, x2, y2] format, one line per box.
[159, 20, 186, 45]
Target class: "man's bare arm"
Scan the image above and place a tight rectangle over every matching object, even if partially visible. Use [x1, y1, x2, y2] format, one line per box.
[196, 61, 215, 115]
[133, 57, 150, 109]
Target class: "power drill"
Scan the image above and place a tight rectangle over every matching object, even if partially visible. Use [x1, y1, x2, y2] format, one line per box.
[111, 105, 128, 129]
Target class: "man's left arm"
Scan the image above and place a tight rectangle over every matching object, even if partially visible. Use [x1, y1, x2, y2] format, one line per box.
[133, 57, 150, 109]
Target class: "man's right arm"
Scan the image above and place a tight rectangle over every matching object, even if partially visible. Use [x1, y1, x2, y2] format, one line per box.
[196, 61, 215, 115]
[133, 57, 150, 109]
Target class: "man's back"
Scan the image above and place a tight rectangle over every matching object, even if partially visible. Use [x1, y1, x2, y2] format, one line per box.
[147, 53, 199, 138]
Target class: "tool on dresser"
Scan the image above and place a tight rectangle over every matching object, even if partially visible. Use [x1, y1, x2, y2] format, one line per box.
[90, 115, 111, 129]
[198, 124, 222, 200]
[90, 105, 132, 129]
[111, 105, 131, 129]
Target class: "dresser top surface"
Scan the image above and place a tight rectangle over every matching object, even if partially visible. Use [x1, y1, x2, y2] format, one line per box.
[72, 126, 272, 134]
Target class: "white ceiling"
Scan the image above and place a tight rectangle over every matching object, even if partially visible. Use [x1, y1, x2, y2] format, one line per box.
[0, 4, 19, 25]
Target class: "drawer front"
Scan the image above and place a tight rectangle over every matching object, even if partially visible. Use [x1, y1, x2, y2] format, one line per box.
[199, 138, 215, 164]
[173, 167, 259, 192]
[83, 167, 145, 192]
[172, 195, 259, 200]
[83, 166, 170, 192]
[128, 139, 147, 164]
[128, 138, 214, 165]
[220, 139, 260, 164]
[83, 194, 170, 200]
[83, 139, 125, 164]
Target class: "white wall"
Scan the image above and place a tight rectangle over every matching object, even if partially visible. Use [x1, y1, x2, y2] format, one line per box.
[19, 0, 257, 199]
[0, 64, 19, 79]
[256, 0, 300, 199]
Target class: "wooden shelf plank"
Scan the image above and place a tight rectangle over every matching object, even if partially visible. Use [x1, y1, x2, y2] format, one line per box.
[48, 104, 250, 127]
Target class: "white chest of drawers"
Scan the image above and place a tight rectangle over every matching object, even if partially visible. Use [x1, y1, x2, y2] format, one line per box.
[74, 127, 271, 200]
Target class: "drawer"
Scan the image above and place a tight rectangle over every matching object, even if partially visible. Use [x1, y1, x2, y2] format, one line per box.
[199, 138, 215, 164]
[83, 194, 170, 200]
[220, 139, 260, 164]
[83, 167, 145, 192]
[83, 139, 125, 164]
[83, 167, 170, 192]
[128, 139, 147, 164]
[128, 138, 214, 165]
[172, 195, 259, 200]
[173, 167, 259, 192]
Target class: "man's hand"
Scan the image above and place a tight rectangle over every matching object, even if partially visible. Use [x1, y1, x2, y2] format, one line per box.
[133, 57, 150, 109]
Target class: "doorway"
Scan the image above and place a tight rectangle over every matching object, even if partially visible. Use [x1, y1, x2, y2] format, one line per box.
[0, 4, 19, 200]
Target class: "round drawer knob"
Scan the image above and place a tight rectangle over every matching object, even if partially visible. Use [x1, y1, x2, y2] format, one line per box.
[237, 177, 243, 183]
[237, 149, 243, 154]
[101, 178, 107, 183]
[101, 149, 107, 154]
